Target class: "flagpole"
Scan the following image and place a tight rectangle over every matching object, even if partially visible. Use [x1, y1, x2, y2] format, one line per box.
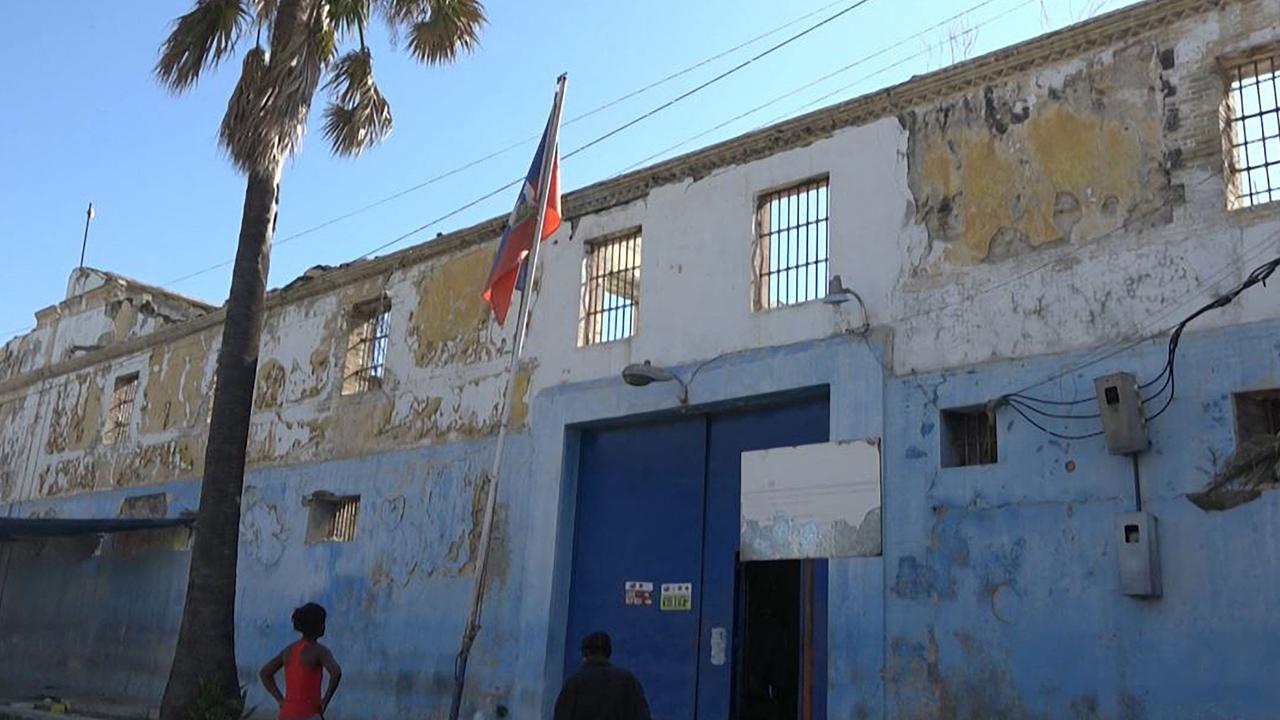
[448, 73, 567, 720]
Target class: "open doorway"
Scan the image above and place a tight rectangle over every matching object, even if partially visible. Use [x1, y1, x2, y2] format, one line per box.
[735, 559, 821, 720]
[565, 394, 830, 718]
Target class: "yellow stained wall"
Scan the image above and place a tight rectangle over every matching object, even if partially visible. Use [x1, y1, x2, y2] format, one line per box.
[906, 45, 1175, 269]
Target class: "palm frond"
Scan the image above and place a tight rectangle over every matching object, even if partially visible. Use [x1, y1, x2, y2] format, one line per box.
[1188, 434, 1280, 511]
[156, 0, 250, 91]
[377, 0, 430, 25]
[252, 0, 277, 24]
[329, 0, 372, 39]
[405, 0, 485, 65]
[264, 0, 337, 159]
[323, 47, 371, 104]
[322, 48, 393, 156]
[220, 47, 279, 175]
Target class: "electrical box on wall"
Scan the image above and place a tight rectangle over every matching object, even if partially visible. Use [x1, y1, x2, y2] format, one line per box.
[1116, 512, 1161, 598]
[1094, 372, 1150, 455]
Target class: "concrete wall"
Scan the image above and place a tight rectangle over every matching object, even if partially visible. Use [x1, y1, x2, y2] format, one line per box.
[2, 1, 1280, 718]
[878, 318, 1280, 719]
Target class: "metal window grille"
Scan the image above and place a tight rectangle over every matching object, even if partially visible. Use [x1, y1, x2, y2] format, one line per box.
[306, 494, 360, 543]
[941, 406, 997, 468]
[330, 496, 359, 542]
[1235, 390, 1280, 443]
[102, 373, 139, 445]
[756, 177, 829, 309]
[580, 232, 642, 346]
[342, 299, 391, 395]
[1227, 54, 1280, 208]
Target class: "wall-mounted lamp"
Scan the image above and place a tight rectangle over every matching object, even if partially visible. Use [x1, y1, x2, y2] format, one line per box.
[621, 360, 689, 404]
[824, 275, 870, 334]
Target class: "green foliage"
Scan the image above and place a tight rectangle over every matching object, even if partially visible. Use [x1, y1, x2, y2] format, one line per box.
[159, 0, 487, 170]
[185, 682, 256, 720]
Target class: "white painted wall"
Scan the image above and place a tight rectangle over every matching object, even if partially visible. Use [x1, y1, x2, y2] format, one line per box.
[5, 1, 1280, 503]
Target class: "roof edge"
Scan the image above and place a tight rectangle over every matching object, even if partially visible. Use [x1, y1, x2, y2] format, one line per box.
[0, 0, 1218, 397]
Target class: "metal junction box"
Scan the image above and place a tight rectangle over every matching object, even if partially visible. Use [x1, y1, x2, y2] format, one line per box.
[1116, 512, 1161, 598]
[1094, 372, 1150, 455]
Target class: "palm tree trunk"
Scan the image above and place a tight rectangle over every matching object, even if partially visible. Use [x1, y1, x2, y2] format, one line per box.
[160, 165, 281, 720]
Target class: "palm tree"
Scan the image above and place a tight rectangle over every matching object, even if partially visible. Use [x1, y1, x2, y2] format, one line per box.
[154, 1, 485, 717]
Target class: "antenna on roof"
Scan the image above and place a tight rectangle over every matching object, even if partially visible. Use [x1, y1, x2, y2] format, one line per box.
[78, 202, 95, 270]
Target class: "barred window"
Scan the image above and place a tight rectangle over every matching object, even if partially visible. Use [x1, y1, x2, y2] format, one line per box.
[1234, 389, 1280, 444]
[941, 406, 998, 468]
[342, 298, 391, 395]
[1226, 54, 1280, 208]
[306, 493, 360, 543]
[579, 231, 641, 346]
[103, 373, 139, 445]
[755, 177, 829, 309]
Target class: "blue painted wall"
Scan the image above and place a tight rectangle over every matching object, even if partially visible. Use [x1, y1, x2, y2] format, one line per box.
[879, 318, 1280, 719]
[0, 434, 543, 720]
[2, 322, 1278, 719]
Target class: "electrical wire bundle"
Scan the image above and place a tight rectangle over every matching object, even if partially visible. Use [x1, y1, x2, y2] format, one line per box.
[999, 254, 1280, 441]
[1138, 254, 1279, 422]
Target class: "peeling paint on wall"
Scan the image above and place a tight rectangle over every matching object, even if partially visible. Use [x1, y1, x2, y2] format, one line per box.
[410, 244, 504, 368]
[45, 372, 105, 454]
[904, 43, 1182, 273]
[142, 334, 211, 433]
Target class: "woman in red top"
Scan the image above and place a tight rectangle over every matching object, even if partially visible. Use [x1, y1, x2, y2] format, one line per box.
[260, 603, 343, 720]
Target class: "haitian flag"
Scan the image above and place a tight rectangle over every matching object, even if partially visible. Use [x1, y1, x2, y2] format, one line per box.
[482, 113, 562, 325]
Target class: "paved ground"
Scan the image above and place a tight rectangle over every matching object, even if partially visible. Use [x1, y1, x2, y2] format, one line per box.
[0, 700, 154, 720]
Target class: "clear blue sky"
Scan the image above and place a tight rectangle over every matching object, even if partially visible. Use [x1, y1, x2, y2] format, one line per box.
[0, 0, 1138, 342]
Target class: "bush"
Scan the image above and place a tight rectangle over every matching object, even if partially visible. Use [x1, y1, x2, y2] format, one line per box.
[185, 682, 255, 720]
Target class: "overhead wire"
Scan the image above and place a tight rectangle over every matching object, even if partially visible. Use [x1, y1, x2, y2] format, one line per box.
[1141, 253, 1280, 423]
[996, 232, 1280, 440]
[161, 0, 881, 288]
[558, 0, 878, 164]
[1007, 227, 1280, 399]
[619, 0, 1029, 174]
[1005, 402, 1105, 440]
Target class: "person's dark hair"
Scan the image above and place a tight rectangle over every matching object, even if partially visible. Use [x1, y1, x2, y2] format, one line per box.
[581, 631, 611, 659]
[292, 602, 327, 638]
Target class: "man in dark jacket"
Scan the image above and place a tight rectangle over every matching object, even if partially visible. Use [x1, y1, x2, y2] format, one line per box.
[554, 631, 652, 720]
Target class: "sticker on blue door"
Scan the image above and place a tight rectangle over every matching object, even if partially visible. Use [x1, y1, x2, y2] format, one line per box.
[660, 583, 693, 611]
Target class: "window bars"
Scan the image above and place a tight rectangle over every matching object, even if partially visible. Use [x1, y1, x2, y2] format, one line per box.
[342, 298, 391, 395]
[306, 494, 360, 543]
[580, 232, 642, 346]
[756, 177, 829, 309]
[1227, 54, 1280, 208]
[1234, 390, 1280, 443]
[103, 373, 139, 445]
[942, 406, 998, 468]
[330, 496, 359, 542]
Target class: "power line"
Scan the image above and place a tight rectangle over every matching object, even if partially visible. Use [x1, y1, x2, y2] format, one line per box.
[559, 0, 877, 163]
[1004, 225, 1280, 403]
[619, 0, 1029, 174]
[1005, 402, 1105, 440]
[1141, 253, 1280, 423]
[356, 181, 519, 260]
[350, 0, 879, 260]
[991, 230, 1280, 442]
[161, 0, 871, 289]
[1, 325, 34, 341]
[562, 0, 854, 127]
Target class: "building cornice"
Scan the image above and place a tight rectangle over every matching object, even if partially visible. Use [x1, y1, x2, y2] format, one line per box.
[0, 0, 1220, 399]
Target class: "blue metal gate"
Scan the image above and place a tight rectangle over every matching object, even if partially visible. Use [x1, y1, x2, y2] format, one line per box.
[565, 395, 829, 718]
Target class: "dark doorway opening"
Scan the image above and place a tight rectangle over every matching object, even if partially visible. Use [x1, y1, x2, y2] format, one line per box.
[735, 558, 818, 720]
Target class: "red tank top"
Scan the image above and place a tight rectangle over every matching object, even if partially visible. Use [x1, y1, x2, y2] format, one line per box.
[279, 640, 323, 719]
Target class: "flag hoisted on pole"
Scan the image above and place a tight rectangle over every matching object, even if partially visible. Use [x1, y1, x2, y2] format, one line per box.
[449, 73, 567, 720]
[481, 89, 564, 326]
